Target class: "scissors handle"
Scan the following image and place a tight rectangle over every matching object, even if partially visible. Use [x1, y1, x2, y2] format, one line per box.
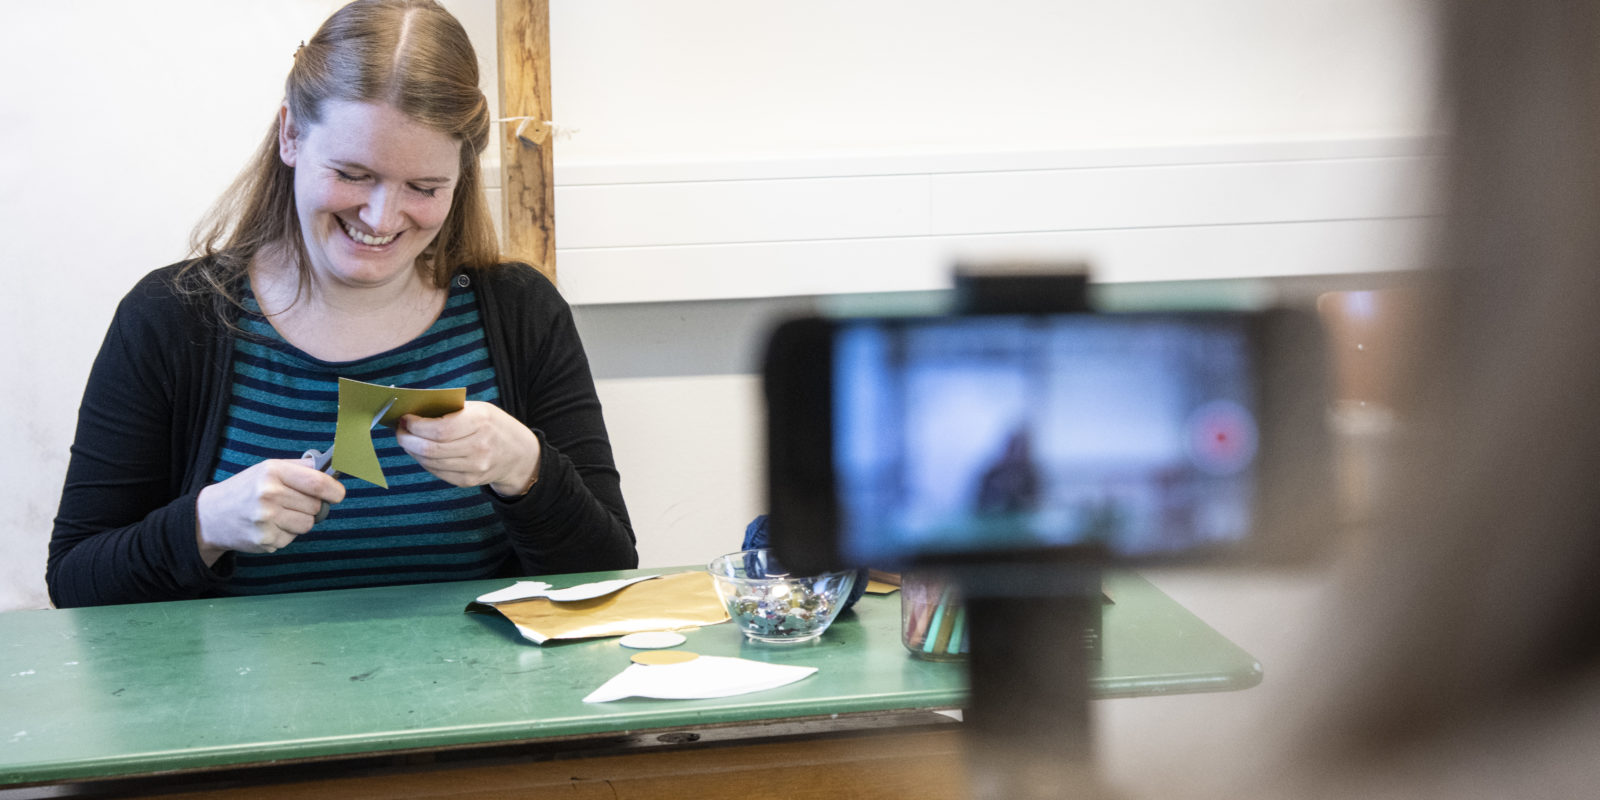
[300, 448, 335, 524]
[302, 447, 335, 475]
[298, 396, 392, 527]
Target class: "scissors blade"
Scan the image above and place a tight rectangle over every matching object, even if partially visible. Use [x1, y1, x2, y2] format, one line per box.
[307, 396, 397, 476]
[370, 397, 398, 429]
[307, 395, 399, 524]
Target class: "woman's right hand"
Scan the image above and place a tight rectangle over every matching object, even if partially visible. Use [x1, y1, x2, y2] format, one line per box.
[195, 458, 346, 566]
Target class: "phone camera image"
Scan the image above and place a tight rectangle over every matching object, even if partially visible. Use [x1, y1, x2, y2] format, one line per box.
[832, 314, 1263, 565]
[763, 305, 1333, 573]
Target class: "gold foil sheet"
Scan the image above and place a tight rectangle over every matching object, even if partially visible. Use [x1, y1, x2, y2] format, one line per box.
[472, 571, 730, 644]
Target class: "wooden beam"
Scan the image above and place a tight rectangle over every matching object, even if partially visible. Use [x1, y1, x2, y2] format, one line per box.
[495, 0, 556, 280]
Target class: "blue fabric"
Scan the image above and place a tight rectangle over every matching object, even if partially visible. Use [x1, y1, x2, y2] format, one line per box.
[742, 515, 868, 613]
[213, 281, 508, 594]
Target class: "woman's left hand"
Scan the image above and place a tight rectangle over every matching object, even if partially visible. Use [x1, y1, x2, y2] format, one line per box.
[395, 401, 542, 497]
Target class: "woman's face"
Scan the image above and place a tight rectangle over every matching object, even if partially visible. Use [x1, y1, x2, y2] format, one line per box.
[279, 100, 461, 290]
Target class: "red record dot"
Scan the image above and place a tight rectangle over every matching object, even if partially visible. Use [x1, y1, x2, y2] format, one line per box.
[1186, 400, 1258, 475]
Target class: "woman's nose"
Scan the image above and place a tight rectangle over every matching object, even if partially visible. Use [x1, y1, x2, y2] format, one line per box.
[360, 185, 403, 233]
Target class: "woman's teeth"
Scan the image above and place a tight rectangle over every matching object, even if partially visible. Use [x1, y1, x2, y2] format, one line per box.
[341, 219, 398, 246]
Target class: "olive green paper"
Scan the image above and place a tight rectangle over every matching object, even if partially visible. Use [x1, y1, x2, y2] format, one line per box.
[332, 377, 466, 488]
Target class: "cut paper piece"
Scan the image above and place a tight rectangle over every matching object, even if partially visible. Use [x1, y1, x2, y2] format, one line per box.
[544, 576, 661, 602]
[468, 571, 729, 645]
[475, 581, 553, 604]
[332, 377, 466, 488]
[630, 649, 698, 666]
[619, 631, 687, 650]
[475, 575, 659, 605]
[583, 655, 817, 703]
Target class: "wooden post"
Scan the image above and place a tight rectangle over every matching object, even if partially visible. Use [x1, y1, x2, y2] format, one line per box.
[496, 0, 556, 281]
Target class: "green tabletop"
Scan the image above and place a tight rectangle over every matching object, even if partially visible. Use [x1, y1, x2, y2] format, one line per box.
[0, 568, 1257, 786]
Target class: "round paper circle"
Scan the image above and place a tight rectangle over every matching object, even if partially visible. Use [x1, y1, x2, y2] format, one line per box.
[630, 650, 699, 666]
[619, 631, 688, 650]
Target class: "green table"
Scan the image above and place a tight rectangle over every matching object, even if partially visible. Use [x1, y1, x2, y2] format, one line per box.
[0, 569, 1257, 793]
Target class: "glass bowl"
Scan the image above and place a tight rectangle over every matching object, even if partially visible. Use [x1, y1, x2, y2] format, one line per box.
[707, 548, 857, 644]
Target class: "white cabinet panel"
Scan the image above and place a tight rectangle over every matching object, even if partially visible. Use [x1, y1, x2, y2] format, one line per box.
[546, 140, 1440, 304]
[556, 218, 1432, 305]
[555, 174, 930, 249]
[929, 157, 1440, 234]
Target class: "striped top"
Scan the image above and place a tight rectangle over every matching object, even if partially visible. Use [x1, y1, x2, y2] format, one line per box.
[212, 280, 508, 595]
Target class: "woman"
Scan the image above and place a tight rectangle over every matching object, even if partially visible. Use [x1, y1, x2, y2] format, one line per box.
[47, 0, 636, 607]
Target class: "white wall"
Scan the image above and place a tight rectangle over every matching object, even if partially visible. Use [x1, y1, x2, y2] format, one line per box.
[540, 1, 1443, 306]
[547, 0, 1438, 161]
[0, 0, 1438, 611]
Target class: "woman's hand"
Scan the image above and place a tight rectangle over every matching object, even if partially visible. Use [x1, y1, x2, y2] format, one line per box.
[395, 401, 543, 497]
[195, 458, 346, 566]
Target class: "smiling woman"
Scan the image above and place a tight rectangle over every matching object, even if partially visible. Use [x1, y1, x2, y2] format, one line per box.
[45, 0, 637, 607]
[264, 100, 464, 360]
[284, 101, 461, 274]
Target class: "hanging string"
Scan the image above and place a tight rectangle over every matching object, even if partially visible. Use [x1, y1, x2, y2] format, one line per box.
[493, 116, 579, 148]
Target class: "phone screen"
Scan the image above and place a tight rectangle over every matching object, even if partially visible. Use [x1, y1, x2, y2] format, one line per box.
[831, 314, 1261, 564]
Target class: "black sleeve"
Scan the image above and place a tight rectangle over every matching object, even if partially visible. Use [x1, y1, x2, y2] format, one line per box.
[479, 266, 637, 575]
[46, 272, 230, 607]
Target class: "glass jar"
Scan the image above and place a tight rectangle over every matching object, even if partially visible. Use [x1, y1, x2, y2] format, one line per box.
[900, 571, 968, 660]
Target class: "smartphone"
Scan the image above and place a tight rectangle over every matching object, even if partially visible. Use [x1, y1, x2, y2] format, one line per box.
[763, 308, 1336, 574]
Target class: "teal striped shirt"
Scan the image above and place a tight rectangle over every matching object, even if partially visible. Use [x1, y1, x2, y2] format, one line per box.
[212, 280, 507, 594]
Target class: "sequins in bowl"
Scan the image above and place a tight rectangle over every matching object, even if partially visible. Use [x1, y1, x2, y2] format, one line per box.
[707, 549, 857, 644]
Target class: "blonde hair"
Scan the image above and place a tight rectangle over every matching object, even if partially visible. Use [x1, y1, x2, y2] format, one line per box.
[184, 0, 497, 321]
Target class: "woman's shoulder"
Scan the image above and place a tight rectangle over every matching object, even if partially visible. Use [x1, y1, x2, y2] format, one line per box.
[115, 262, 189, 311]
[468, 261, 557, 290]
[465, 262, 568, 309]
[112, 260, 227, 336]
[123, 261, 188, 296]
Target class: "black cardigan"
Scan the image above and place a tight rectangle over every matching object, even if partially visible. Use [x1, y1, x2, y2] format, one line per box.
[48, 262, 636, 607]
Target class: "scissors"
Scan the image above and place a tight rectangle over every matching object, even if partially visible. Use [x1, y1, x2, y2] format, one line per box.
[302, 397, 396, 524]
